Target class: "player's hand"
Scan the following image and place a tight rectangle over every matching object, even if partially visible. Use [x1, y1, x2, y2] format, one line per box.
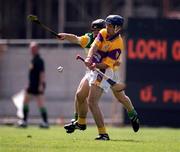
[88, 63, 96, 70]
[57, 33, 65, 40]
[38, 84, 44, 93]
[85, 57, 96, 70]
[84, 57, 92, 68]
[113, 61, 121, 66]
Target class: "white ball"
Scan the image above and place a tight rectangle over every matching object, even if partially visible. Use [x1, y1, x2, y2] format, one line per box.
[57, 66, 63, 72]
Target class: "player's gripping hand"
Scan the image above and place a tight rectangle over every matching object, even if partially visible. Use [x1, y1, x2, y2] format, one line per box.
[57, 33, 65, 40]
[113, 61, 121, 66]
[85, 57, 96, 70]
[85, 57, 92, 66]
[88, 63, 96, 70]
[85, 57, 97, 70]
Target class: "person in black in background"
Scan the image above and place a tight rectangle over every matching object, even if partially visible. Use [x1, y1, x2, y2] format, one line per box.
[18, 41, 49, 128]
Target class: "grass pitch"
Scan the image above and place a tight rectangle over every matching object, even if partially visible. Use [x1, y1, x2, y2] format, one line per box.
[0, 125, 179, 152]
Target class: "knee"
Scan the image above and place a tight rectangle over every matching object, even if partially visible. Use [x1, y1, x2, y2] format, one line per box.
[76, 91, 85, 103]
[123, 95, 130, 101]
[118, 95, 130, 103]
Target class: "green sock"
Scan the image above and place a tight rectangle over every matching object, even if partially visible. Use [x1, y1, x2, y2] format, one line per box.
[23, 104, 29, 122]
[39, 107, 48, 123]
[128, 109, 137, 119]
[74, 113, 78, 121]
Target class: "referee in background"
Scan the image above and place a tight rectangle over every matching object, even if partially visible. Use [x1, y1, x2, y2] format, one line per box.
[18, 41, 49, 128]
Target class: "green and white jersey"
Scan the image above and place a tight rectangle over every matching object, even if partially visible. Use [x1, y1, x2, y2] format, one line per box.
[78, 32, 94, 54]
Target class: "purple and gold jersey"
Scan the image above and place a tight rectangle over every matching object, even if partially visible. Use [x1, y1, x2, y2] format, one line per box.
[92, 28, 124, 69]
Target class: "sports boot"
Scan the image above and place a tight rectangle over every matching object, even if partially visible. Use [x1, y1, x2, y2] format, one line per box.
[95, 134, 110, 141]
[130, 115, 140, 132]
[18, 120, 28, 128]
[39, 122, 49, 129]
[64, 121, 86, 133]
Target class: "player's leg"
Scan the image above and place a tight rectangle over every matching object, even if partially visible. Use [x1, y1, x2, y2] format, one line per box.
[112, 90, 134, 112]
[64, 77, 89, 133]
[88, 84, 110, 140]
[76, 78, 89, 119]
[18, 91, 31, 127]
[36, 95, 49, 128]
[72, 75, 89, 122]
[71, 97, 78, 122]
[112, 90, 140, 132]
[87, 70, 112, 140]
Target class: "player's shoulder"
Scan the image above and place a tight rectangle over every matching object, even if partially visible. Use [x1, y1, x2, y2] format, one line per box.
[117, 35, 123, 42]
[79, 32, 94, 48]
[84, 33, 94, 48]
[80, 32, 93, 41]
[84, 32, 93, 39]
[96, 28, 107, 41]
[37, 55, 44, 63]
[85, 32, 93, 36]
[118, 35, 124, 44]
[115, 35, 124, 50]
[99, 29, 108, 40]
[99, 28, 107, 36]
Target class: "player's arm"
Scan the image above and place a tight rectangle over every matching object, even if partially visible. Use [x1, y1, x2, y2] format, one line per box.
[57, 33, 79, 44]
[95, 63, 109, 69]
[87, 61, 109, 71]
[39, 71, 45, 85]
[84, 42, 98, 68]
[85, 43, 109, 70]
[39, 60, 45, 92]
[85, 30, 105, 69]
[113, 60, 121, 66]
[38, 71, 45, 92]
[87, 42, 98, 59]
[85, 33, 102, 66]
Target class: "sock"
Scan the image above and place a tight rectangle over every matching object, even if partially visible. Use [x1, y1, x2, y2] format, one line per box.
[128, 109, 138, 120]
[39, 107, 48, 123]
[23, 104, 29, 122]
[77, 117, 86, 125]
[74, 112, 78, 121]
[98, 127, 107, 134]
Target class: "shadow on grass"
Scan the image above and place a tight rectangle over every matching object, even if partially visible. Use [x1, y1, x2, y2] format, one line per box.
[111, 139, 142, 143]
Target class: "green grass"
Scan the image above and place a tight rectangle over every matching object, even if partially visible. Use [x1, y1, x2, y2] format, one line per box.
[0, 125, 180, 152]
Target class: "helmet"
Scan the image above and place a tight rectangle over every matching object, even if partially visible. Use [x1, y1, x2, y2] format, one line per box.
[91, 19, 105, 30]
[105, 15, 124, 27]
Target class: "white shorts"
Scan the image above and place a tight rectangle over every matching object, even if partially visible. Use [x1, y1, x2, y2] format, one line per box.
[86, 68, 114, 93]
[84, 69, 92, 82]
[113, 69, 120, 83]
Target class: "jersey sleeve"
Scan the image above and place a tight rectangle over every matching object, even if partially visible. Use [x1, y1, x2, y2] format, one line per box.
[78, 33, 93, 48]
[92, 29, 106, 48]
